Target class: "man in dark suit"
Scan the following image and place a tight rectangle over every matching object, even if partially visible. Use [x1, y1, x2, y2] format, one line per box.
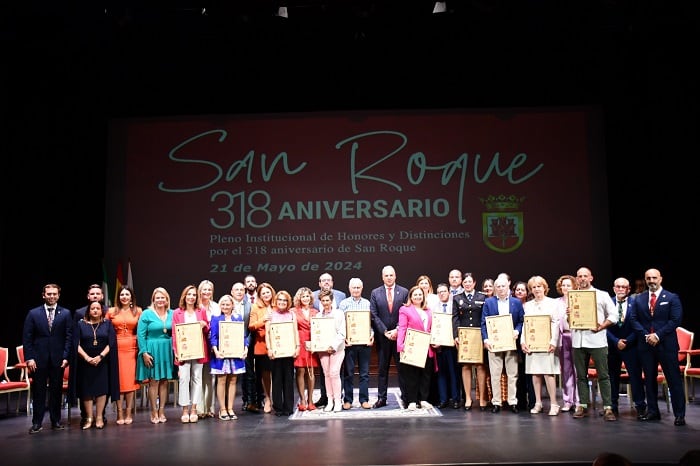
[628, 268, 686, 426]
[607, 277, 646, 416]
[480, 275, 524, 413]
[369, 265, 409, 408]
[22, 283, 73, 434]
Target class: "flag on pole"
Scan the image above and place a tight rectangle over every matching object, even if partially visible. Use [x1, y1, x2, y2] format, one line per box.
[126, 259, 134, 291]
[102, 259, 111, 307]
[114, 261, 124, 307]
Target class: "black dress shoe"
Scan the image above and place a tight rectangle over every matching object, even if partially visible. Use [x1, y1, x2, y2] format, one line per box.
[674, 416, 686, 426]
[51, 422, 65, 430]
[372, 399, 387, 409]
[479, 405, 488, 411]
[316, 396, 328, 408]
[28, 424, 42, 434]
[640, 412, 661, 421]
[452, 400, 462, 409]
[510, 405, 519, 414]
[438, 401, 449, 409]
[491, 405, 501, 413]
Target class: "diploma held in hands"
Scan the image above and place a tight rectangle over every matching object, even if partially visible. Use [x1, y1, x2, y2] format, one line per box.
[568, 290, 598, 330]
[523, 315, 551, 352]
[457, 327, 483, 363]
[430, 312, 454, 346]
[269, 321, 296, 358]
[175, 322, 205, 361]
[400, 328, 431, 368]
[311, 317, 337, 352]
[345, 310, 371, 345]
[218, 321, 245, 358]
[485, 314, 516, 352]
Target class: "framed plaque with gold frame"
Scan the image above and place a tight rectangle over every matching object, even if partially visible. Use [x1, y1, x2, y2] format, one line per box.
[399, 328, 431, 368]
[345, 310, 371, 345]
[523, 315, 552, 352]
[485, 314, 516, 352]
[175, 322, 205, 361]
[311, 317, 337, 352]
[568, 290, 598, 330]
[218, 321, 245, 358]
[430, 312, 454, 346]
[268, 321, 297, 358]
[457, 327, 483, 363]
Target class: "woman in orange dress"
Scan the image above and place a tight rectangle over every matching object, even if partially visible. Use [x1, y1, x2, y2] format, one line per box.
[292, 287, 319, 411]
[106, 285, 142, 425]
[248, 282, 276, 413]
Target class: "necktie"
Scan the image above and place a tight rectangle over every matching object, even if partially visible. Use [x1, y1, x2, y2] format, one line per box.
[649, 293, 657, 316]
[387, 288, 393, 313]
[48, 307, 55, 330]
[617, 301, 624, 327]
[467, 293, 473, 302]
[442, 303, 447, 313]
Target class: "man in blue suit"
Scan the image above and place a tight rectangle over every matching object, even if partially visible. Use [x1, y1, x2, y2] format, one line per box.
[606, 277, 646, 417]
[480, 275, 524, 413]
[369, 265, 409, 408]
[22, 283, 73, 434]
[628, 268, 686, 426]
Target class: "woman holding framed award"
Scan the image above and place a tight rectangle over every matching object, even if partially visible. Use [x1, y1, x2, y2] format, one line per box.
[554, 274, 579, 412]
[265, 290, 299, 416]
[397, 285, 435, 411]
[292, 287, 319, 412]
[316, 289, 346, 413]
[209, 294, 247, 420]
[172, 285, 210, 423]
[520, 276, 561, 416]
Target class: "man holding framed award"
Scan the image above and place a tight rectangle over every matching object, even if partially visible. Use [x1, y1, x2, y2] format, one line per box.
[338, 278, 374, 410]
[480, 275, 524, 413]
[570, 267, 618, 421]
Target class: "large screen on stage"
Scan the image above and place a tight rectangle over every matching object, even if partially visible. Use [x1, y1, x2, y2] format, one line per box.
[105, 107, 610, 303]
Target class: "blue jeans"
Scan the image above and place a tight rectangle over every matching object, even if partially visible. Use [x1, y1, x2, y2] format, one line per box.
[343, 344, 371, 403]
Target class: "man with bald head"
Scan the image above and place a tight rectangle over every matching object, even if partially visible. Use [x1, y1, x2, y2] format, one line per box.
[628, 268, 686, 426]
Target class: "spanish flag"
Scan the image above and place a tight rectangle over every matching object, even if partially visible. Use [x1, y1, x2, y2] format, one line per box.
[114, 261, 124, 307]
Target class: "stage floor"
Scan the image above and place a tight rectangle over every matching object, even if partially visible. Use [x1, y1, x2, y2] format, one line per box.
[2, 385, 697, 465]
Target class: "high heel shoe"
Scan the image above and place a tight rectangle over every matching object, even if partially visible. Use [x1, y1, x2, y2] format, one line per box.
[297, 403, 307, 412]
[464, 400, 473, 411]
[530, 403, 543, 414]
[323, 401, 334, 412]
[548, 404, 560, 416]
[150, 411, 159, 424]
[263, 398, 272, 414]
[82, 418, 93, 430]
[95, 417, 105, 429]
[116, 408, 125, 425]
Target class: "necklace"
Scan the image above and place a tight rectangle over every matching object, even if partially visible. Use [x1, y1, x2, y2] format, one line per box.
[90, 321, 101, 346]
[157, 308, 168, 333]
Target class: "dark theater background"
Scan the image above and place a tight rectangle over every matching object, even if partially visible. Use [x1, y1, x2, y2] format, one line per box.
[2, 1, 696, 350]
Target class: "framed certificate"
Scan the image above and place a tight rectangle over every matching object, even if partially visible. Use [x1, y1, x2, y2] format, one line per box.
[175, 322, 205, 361]
[523, 315, 552, 352]
[430, 312, 454, 346]
[345, 310, 371, 345]
[311, 316, 337, 352]
[568, 290, 598, 330]
[218, 321, 245, 358]
[457, 327, 483, 364]
[399, 328, 431, 368]
[268, 321, 297, 358]
[485, 314, 516, 352]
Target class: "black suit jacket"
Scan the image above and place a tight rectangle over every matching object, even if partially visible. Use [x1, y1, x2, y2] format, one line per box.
[22, 304, 73, 368]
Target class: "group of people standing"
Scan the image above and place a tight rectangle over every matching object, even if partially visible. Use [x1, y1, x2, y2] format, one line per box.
[21, 265, 686, 434]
